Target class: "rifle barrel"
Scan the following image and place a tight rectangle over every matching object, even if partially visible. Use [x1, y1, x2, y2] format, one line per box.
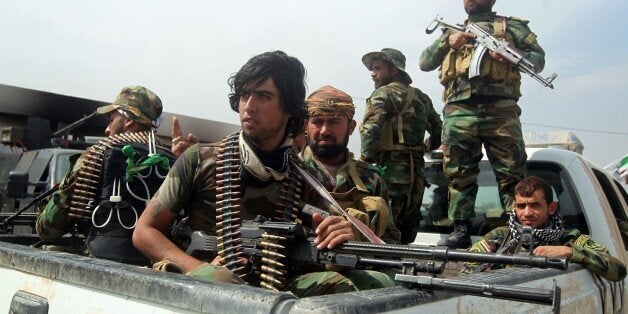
[335, 241, 568, 270]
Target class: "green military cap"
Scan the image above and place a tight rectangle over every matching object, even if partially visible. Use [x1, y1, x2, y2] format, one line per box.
[97, 86, 163, 127]
[362, 48, 412, 84]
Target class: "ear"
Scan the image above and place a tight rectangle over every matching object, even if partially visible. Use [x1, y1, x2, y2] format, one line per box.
[347, 119, 357, 135]
[123, 118, 136, 131]
[548, 202, 558, 215]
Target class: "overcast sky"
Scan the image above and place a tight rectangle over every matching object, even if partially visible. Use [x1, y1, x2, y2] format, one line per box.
[0, 0, 626, 167]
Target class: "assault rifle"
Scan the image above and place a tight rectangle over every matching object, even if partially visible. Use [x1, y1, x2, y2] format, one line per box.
[174, 219, 565, 311]
[426, 15, 558, 89]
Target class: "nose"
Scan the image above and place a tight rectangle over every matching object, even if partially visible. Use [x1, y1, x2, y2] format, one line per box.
[104, 125, 112, 137]
[521, 205, 534, 216]
[241, 95, 257, 112]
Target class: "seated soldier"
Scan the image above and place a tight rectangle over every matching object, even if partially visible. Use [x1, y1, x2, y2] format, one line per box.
[460, 176, 626, 282]
[37, 86, 173, 266]
[133, 51, 396, 297]
[300, 85, 400, 243]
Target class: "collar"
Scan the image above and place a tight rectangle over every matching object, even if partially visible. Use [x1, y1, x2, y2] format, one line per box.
[467, 11, 497, 23]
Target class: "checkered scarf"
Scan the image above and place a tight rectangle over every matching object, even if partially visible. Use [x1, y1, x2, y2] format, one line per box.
[508, 212, 564, 246]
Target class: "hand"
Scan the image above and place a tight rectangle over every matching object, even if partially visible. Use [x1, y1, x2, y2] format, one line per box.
[448, 32, 475, 50]
[312, 213, 355, 250]
[533, 245, 573, 258]
[488, 51, 510, 64]
[171, 115, 199, 158]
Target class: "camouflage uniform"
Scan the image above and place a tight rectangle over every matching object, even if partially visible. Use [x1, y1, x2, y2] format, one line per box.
[156, 138, 396, 297]
[37, 151, 92, 241]
[300, 146, 400, 243]
[360, 81, 442, 244]
[419, 12, 546, 223]
[37, 86, 166, 263]
[460, 226, 627, 282]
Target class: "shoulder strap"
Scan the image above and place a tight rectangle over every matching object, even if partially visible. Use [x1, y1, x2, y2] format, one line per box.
[396, 86, 416, 145]
[493, 15, 507, 38]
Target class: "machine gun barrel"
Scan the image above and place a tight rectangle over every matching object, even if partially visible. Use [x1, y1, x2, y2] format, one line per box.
[331, 241, 568, 270]
[396, 274, 561, 312]
[52, 111, 98, 137]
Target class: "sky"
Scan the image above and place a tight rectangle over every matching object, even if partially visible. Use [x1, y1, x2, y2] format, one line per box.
[0, 0, 626, 168]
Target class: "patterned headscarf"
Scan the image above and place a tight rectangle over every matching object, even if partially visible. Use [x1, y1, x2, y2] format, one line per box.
[306, 85, 355, 119]
[508, 211, 564, 247]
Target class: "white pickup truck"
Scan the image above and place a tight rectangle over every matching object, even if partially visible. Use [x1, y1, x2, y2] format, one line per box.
[0, 147, 626, 313]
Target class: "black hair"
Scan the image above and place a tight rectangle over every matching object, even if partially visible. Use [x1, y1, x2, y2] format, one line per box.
[228, 51, 307, 137]
[515, 176, 554, 204]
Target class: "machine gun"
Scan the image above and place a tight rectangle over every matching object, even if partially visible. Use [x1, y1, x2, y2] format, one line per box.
[174, 219, 565, 311]
[425, 15, 558, 89]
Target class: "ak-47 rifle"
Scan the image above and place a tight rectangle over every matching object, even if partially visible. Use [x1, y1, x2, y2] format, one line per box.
[425, 15, 558, 89]
[174, 219, 565, 311]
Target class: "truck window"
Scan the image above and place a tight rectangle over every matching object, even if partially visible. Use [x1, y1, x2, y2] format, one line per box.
[420, 161, 588, 236]
[54, 152, 75, 184]
[592, 169, 628, 250]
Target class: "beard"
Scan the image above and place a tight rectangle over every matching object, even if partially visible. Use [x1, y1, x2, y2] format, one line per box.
[465, 1, 493, 15]
[310, 133, 349, 159]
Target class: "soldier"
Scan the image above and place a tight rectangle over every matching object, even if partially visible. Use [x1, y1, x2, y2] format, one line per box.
[360, 48, 442, 244]
[419, 0, 547, 248]
[36, 86, 172, 266]
[460, 176, 626, 281]
[301, 85, 401, 244]
[132, 51, 396, 297]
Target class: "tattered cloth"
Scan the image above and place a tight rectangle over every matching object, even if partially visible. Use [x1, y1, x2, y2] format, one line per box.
[306, 85, 355, 119]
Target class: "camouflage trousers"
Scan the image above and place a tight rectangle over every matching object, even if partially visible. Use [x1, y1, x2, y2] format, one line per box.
[442, 98, 526, 221]
[286, 269, 397, 298]
[379, 151, 426, 244]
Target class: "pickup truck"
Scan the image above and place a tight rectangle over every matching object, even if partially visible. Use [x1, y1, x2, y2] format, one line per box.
[0, 147, 626, 313]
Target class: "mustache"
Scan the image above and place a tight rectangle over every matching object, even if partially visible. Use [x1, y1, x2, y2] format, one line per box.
[315, 135, 336, 142]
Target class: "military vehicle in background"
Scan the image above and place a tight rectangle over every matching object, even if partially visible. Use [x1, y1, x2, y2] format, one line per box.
[0, 83, 239, 234]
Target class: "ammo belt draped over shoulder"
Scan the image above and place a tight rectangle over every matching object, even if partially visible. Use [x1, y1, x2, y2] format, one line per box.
[215, 132, 303, 291]
[67, 131, 165, 220]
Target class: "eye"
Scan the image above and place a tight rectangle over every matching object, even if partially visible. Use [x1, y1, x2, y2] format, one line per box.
[259, 93, 272, 101]
[240, 92, 251, 102]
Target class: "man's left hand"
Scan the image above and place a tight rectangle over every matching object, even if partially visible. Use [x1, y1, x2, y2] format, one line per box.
[533, 245, 573, 258]
[312, 213, 355, 250]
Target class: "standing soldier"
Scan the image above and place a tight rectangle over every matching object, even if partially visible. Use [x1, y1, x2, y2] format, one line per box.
[419, 0, 547, 248]
[360, 48, 442, 244]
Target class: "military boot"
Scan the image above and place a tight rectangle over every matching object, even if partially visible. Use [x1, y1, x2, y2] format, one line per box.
[437, 219, 472, 249]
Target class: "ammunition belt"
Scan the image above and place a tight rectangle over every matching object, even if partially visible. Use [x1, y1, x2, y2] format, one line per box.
[215, 131, 302, 291]
[67, 131, 165, 220]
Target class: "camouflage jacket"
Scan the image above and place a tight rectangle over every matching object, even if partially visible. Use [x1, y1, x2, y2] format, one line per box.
[360, 81, 442, 164]
[36, 151, 86, 241]
[299, 146, 400, 243]
[156, 142, 322, 234]
[460, 226, 627, 282]
[419, 11, 546, 103]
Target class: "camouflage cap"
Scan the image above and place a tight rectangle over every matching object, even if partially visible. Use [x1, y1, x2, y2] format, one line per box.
[96, 86, 163, 127]
[306, 85, 355, 119]
[362, 48, 412, 84]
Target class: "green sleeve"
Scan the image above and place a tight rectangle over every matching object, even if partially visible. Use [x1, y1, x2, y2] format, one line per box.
[419, 31, 451, 72]
[569, 234, 627, 282]
[360, 89, 392, 163]
[508, 19, 546, 73]
[154, 144, 200, 214]
[36, 153, 84, 241]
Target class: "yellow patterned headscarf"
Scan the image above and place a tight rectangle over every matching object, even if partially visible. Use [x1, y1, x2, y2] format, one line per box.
[306, 85, 355, 119]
